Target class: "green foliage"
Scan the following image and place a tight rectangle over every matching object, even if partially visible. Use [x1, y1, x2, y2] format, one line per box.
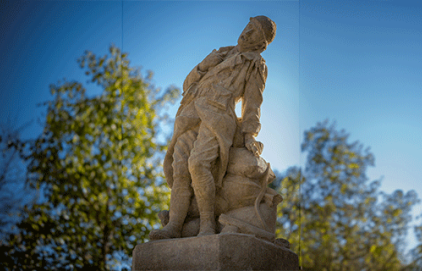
[1, 45, 179, 270]
[0, 121, 30, 232]
[276, 120, 419, 271]
[403, 220, 422, 270]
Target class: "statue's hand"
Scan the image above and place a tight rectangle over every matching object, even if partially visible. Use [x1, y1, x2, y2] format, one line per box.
[245, 134, 263, 157]
[198, 49, 223, 71]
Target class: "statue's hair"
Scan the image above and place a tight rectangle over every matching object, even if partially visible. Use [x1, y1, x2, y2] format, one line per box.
[253, 16, 277, 44]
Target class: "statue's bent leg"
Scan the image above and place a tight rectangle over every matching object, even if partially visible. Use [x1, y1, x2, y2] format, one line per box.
[188, 125, 219, 236]
[150, 130, 197, 240]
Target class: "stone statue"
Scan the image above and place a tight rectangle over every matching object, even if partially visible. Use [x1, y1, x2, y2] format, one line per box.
[133, 16, 299, 270]
[149, 16, 283, 243]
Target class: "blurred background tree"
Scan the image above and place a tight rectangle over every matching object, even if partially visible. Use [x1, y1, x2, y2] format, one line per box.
[403, 221, 422, 270]
[0, 45, 179, 270]
[0, 121, 32, 238]
[276, 120, 420, 271]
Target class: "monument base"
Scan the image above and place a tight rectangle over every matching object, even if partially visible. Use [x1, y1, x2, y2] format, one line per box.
[132, 233, 299, 270]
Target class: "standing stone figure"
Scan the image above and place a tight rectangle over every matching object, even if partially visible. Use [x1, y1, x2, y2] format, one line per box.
[150, 16, 277, 240]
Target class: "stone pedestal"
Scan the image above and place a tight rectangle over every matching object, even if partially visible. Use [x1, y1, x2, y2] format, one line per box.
[132, 233, 299, 270]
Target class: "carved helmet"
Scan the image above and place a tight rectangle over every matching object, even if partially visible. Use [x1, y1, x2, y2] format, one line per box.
[250, 16, 277, 45]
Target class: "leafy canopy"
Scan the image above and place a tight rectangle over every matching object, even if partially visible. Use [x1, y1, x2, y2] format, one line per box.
[2, 45, 179, 270]
[276, 120, 419, 271]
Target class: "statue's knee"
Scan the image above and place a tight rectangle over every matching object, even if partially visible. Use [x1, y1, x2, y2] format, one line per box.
[173, 163, 190, 179]
[188, 157, 199, 175]
[172, 175, 191, 187]
[188, 157, 208, 177]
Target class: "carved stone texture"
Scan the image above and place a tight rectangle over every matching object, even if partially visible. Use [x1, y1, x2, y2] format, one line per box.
[132, 233, 299, 271]
[136, 15, 299, 270]
[149, 15, 279, 241]
[143, 16, 297, 270]
[154, 148, 282, 240]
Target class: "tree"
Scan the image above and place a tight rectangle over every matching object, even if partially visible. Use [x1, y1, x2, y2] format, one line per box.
[276, 120, 419, 271]
[412, 222, 422, 270]
[403, 219, 422, 270]
[0, 121, 32, 235]
[1, 45, 179, 270]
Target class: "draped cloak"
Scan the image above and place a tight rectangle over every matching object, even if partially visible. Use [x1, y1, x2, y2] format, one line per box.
[163, 46, 267, 188]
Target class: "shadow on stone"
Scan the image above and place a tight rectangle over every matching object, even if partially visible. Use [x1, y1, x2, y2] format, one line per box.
[132, 233, 299, 270]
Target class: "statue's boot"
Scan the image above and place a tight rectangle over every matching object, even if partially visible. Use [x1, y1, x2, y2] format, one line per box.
[149, 184, 192, 240]
[193, 175, 216, 236]
[197, 211, 216, 236]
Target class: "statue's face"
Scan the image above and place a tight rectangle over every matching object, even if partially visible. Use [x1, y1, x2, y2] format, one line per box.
[237, 21, 265, 52]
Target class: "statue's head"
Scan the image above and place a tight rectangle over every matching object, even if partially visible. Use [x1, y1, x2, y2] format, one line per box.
[238, 16, 276, 53]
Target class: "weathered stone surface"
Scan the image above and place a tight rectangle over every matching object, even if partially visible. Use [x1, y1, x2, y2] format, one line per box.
[140, 15, 299, 271]
[132, 233, 299, 270]
[149, 16, 279, 241]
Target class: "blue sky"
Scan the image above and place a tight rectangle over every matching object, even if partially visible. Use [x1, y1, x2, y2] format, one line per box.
[1, 0, 421, 252]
